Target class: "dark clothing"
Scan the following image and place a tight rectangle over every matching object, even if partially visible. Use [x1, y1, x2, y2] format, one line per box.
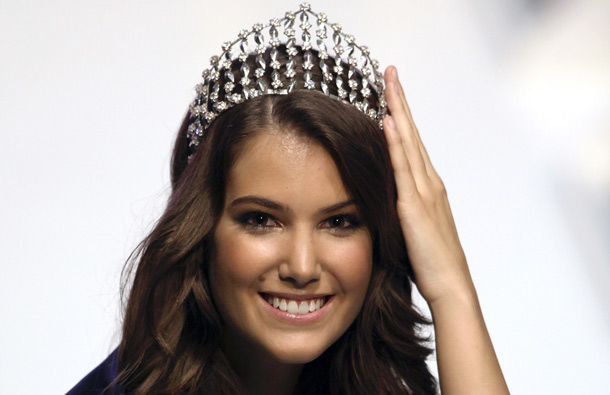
[66, 348, 123, 395]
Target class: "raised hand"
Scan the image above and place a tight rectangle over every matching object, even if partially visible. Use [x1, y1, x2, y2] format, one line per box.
[382, 66, 473, 306]
[382, 66, 509, 394]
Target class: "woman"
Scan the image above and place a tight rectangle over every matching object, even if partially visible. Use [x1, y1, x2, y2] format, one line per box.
[69, 4, 508, 394]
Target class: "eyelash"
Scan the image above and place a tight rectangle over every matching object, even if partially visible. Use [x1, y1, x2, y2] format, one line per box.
[236, 211, 362, 235]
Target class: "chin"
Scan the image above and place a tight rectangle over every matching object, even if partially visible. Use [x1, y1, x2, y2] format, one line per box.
[268, 341, 333, 365]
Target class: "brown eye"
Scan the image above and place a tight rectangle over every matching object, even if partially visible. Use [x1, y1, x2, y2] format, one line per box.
[321, 214, 362, 232]
[237, 211, 280, 231]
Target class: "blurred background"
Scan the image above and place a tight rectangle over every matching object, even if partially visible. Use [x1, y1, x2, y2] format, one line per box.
[1, 0, 608, 393]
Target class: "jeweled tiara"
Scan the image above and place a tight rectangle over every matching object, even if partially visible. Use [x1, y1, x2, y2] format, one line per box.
[187, 3, 387, 152]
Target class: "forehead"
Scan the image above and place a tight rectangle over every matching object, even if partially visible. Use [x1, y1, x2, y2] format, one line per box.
[225, 129, 350, 208]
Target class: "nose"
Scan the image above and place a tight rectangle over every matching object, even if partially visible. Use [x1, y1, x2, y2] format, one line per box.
[278, 227, 321, 287]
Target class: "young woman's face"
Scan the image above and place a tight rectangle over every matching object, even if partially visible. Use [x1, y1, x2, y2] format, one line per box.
[210, 129, 373, 365]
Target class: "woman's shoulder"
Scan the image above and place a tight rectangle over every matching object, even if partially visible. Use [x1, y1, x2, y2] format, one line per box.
[66, 348, 123, 395]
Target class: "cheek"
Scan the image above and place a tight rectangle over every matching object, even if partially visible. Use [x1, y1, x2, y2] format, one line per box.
[322, 235, 373, 293]
[211, 228, 278, 293]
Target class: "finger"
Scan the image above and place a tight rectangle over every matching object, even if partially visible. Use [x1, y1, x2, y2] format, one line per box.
[382, 115, 420, 203]
[386, 66, 440, 181]
[384, 69, 428, 187]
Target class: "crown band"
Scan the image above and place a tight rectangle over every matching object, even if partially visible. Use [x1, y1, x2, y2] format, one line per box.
[187, 3, 387, 152]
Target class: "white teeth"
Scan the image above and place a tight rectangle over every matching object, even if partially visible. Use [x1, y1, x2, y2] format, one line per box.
[287, 300, 299, 314]
[264, 294, 328, 315]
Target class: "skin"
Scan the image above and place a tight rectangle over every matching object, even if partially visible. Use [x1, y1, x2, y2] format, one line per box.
[383, 66, 510, 394]
[210, 130, 373, 395]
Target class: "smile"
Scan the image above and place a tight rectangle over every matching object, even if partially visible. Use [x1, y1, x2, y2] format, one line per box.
[260, 293, 329, 315]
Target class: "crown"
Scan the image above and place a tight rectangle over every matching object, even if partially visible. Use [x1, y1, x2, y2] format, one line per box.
[187, 3, 387, 152]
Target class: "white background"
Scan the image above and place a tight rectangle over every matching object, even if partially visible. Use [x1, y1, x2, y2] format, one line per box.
[1, 1, 609, 393]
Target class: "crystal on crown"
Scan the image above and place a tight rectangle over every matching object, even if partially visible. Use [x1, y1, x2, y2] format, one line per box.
[187, 3, 387, 155]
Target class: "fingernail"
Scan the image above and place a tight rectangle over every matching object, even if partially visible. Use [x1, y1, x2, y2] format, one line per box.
[387, 116, 396, 129]
[392, 67, 398, 79]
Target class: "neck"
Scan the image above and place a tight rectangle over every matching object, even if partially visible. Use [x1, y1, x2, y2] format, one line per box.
[222, 331, 304, 395]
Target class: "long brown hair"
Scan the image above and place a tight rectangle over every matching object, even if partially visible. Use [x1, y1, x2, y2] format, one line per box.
[117, 48, 437, 394]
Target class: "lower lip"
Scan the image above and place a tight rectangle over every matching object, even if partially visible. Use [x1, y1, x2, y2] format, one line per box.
[258, 294, 334, 324]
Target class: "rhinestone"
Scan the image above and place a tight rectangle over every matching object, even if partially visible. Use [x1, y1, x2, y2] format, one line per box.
[256, 79, 267, 92]
[302, 30, 311, 43]
[349, 91, 357, 103]
[333, 45, 344, 55]
[224, 81, 235, 92]
[368, 108, 377, 118]
[286, 58, 296, 70]
[320, 61, 330, 75]
[304, 72, 314, 89]
[214, 101, 227, 112]
[238, 29, 249, 39]
[270, 25, 279, 38]
[195, 83, 208, 96]
[360, 45, 370, 56]
[220, 59, 231, 70]
[284, 27, 295, 37]
[318, 12, 327, 22]
[209, 55, 219, 65]
[336, 75, 344, 88]
[355, 101, 363, 111]
[284, 79, 295, 92]
[300, 21, 312, 30]
[333, 61, 344, 75]
[372, 59, 380, 68]
[349, 79, 358, 90]
[205, 112, 216, 122]
[270, 17, 281, 27]
[255, 68, 265, 78]
[241, 62, 250, 76]
[254, 32, 264, 45]
[300, 2, 311, 11]
[362, 101, 369, 112]
[303, 51, 314, 70]
[345, 34, 355, 44]
[362, 67, 372, 76]
[348, 67, 355, 79]
[348, 56, 358, 66]
[240, 76, 251, 86]
[316, 26, 327, 39]
[287, 46, 298, 56]
[285, 11, 295, 20]
[331, 23, 341, 32]
[321, 81, 329, 95]
[256, 54, 266, 69]
[201, 69, 209, 78]
[232, 93, 244, 104]
[361, 56, 369, 68]
[253, 23, 263, 32]
[338, 88, 347, 99]
[271, 71, 283, 89]
[333, 32, 342, 46]
[285, 68, 296, 79]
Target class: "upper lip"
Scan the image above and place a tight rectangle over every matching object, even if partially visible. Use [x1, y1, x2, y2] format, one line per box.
[260, 292, 331, 300]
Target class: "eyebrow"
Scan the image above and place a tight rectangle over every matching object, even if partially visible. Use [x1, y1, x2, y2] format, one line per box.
[229, 195, 356, 215]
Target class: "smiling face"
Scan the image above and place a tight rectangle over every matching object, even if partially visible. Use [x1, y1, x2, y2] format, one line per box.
[210, 129, 373, 366]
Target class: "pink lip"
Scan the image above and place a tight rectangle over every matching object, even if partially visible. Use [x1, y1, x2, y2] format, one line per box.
[258, 293, 334, 325]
